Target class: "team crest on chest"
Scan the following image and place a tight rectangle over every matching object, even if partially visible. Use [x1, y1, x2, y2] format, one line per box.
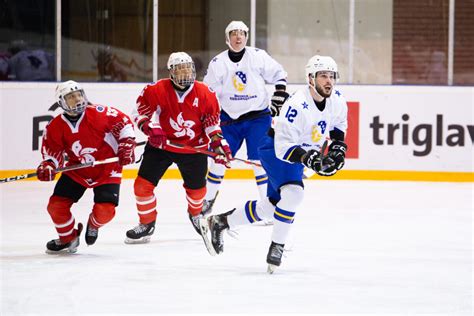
[169, 112, 196, 139]
[71, 140, 97, 163]
[232, 71, 247, 92]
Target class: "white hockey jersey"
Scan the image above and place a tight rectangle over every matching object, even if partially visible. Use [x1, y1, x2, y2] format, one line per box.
[203, 47, 287, 119]
[274, 86, 348, 162]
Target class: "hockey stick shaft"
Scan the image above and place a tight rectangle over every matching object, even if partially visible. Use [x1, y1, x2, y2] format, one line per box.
[167, 141, 262, 167]
[1, 140, 148, 184]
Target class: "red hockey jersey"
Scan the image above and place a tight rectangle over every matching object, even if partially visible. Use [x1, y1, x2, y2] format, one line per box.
[133, 79, 221, 154]
[40, 104, 135, 187]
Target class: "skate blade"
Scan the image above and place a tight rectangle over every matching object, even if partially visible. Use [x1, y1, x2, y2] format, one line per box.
[199, 218, 216, 256]
[124, 236, 151, 244]
[267, 264, 277, 274]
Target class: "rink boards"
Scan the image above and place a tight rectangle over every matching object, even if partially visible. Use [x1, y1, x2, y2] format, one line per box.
[0, 82, 472, 182]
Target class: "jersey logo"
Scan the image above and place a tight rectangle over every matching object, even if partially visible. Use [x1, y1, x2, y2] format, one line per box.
[232, 71, 247, 92]
[311, 126, 323, 143]
[71, 140, 97, 163]
[169, 112, 196, 139]
[193, 97, 199, 107]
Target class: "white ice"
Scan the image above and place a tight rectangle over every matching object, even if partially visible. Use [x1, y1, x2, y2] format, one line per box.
[1, 179, 472, 315]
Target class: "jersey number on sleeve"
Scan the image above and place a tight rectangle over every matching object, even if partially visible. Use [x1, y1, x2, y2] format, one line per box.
[285, 106, 297, 123]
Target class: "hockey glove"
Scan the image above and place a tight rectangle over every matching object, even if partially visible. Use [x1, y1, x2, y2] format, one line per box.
[36, 160, 57, 181]
[301, 149, 336, 176]
[270, 90, 289, 117]
[210, 137, 233, 168]
[327, 140, 347, 171]
[142, 121, 167, 148]
[118, 137, 136, 166]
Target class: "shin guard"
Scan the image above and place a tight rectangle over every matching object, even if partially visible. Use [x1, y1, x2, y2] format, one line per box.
[47, 195, 77, 243]
[134, 176, 157, 224]
[184, 185, 206, 216]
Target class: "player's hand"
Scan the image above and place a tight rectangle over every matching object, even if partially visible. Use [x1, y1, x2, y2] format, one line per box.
[142, 121, 167, 148]
[118, 137, 136, 166]
[36, 160, 57, 181]
[210, 137, 233, 168]
[327, 140, 347, 171]
[301, 149, 336, 176]
[270, 90, 289, 117]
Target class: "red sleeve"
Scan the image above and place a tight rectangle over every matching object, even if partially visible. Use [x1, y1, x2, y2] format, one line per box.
[201, 83, 222, 137]
[105, 106, 135, 141]
[40, 119, 65, 168]
[133, 83, 157, 128]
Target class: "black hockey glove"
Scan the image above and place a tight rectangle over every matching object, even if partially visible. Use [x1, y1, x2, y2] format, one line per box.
[270, 90, 289, 117]
[327, 140, 347, 170]
[302, 149, 337, 177]
[316, 140, 347, 176]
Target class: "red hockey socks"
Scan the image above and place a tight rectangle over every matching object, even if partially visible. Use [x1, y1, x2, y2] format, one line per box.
[134, 176, 157, 224]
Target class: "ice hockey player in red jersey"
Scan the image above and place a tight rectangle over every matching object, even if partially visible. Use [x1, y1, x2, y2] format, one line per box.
[125, 52, 232, 244]
[37, 80, 136, 253]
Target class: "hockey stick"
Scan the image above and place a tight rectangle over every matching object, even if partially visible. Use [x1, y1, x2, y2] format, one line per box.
[1, 140, 148, 184]
[0, 157, 120, 184]
[167, 141, 262, 167]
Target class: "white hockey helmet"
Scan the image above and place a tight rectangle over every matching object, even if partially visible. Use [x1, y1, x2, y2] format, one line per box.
[55, 80, 87, 115]
[167, 52, 196, 88]
[225, 21, 249, 51]
[305, 55, 339, 82]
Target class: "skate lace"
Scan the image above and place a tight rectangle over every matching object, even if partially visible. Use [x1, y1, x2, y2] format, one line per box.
[133, 223, 148, 234]
[270, 244, 284, 259]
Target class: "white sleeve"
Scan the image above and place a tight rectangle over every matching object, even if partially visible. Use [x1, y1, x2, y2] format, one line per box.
[203, 60, 224, 96]
[259, 50, 287, 86]
[274, 101, 306, 162]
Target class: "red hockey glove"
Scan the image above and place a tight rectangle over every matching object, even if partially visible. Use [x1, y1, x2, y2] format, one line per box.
[210, 137, 233, 168]
[36, 160, 57, 181]
[118, 137, 136, 166]
[142, 121, 167, 148]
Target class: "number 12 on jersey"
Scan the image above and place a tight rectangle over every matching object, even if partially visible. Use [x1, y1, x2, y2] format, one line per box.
[285, 106, 297, 123]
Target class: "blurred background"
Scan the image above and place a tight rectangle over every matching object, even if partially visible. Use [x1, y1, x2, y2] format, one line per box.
[0, 0, 472, 85]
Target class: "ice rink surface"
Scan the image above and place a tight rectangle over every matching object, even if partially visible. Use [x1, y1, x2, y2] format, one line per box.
[1, 179, 472, 315]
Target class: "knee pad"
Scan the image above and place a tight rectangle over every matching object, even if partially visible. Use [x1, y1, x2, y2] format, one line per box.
[277, 184, 304, 211]
[91, 202, 116, 226]
[134, 176, 155, 198]
[47, 195, 74, 218]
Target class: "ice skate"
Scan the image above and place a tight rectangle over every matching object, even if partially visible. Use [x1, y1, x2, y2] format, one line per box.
[46, 223, 83, 254]
[208, 209, 234, 254]
[266, 241, 285, 274]
[201, 191, 219, 216]
[124, 221, 155, 244]
[85, 221, 98, 246]
[189, 213, 203, 236]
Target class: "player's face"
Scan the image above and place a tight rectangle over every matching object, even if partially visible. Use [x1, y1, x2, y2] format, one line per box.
[229, 30, 247, 52]
[64, 91, 85, 115]
[315, 71, 336, 98]
[170, 62, 195, 88]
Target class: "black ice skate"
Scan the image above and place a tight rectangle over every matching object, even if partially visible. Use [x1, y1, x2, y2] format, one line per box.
[85, 222, 98, 246]
[124, 221, 155, 244]
[189, 213, 203, 236]
[201, 191, 219, 216]
[46, 223, 83, 254]
[208, 209, 234, 254]
[266, 241, 285, 274]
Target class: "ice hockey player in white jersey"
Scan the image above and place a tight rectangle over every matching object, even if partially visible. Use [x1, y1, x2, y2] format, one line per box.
[203, 55, 348, 273]
[202, 21, 289, 215]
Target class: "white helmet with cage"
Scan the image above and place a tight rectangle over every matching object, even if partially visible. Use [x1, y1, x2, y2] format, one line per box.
[167, 52, 196, 88]
[225, 21, 249, 51]
[305, 55, 339, 82]
[55, 80, 88, 115]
